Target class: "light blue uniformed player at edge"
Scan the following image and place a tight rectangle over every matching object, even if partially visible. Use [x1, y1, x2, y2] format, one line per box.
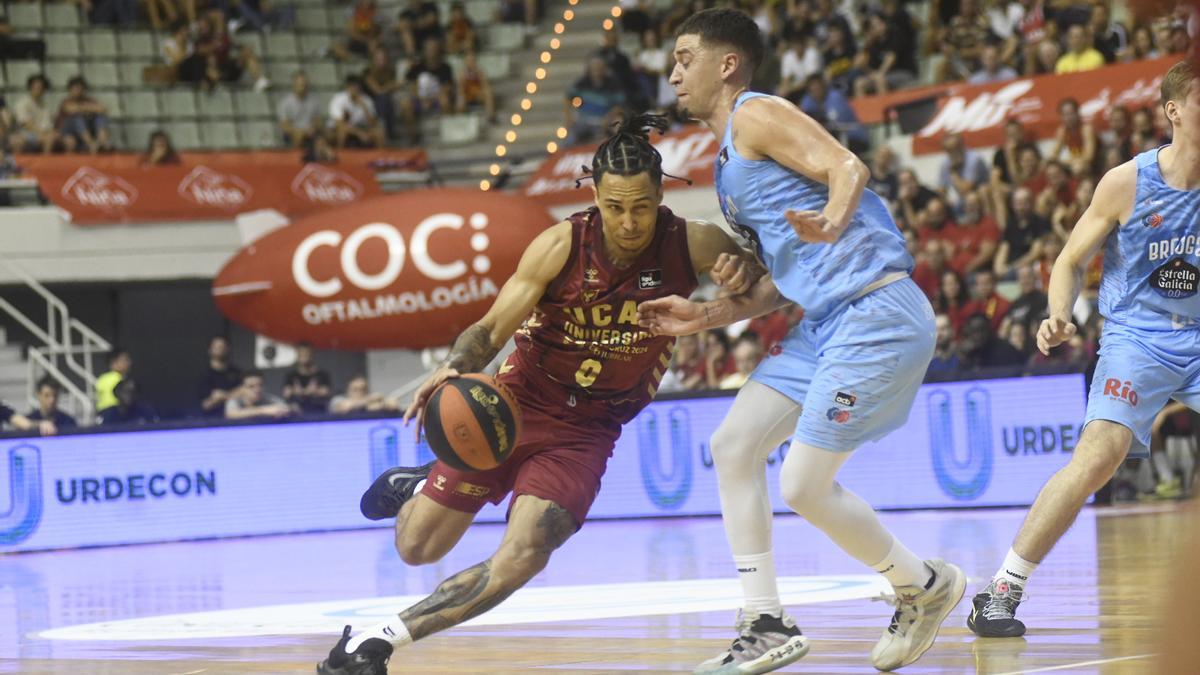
[961, 60, 1200, 640]
[636, 7, 966, 674]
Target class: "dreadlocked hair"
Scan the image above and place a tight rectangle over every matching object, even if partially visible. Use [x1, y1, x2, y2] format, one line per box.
[583, 113, 671, 187]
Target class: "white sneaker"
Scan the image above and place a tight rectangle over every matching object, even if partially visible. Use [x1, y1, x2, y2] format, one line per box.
[870, 559, 965, 671]
[694, 610, 809, 675]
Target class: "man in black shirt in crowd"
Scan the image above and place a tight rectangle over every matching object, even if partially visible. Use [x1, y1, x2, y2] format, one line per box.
[26, 377, 76, 429]
[199, 335, 244, 418]
[284, 342, 332, 415]
[995, 186, 1051, 277]
[1005, 264, 1049, 334]
[1, 398, 56, 435]
[97, 379, 158, 426]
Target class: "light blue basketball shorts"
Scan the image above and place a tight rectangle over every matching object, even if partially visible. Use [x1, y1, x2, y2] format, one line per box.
[751, 276, 936, 452]
[1084, 321, 1200, 458]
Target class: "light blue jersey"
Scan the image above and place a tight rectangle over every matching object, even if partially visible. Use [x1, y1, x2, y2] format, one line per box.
[714, 91, 912, 323]
[712, 91, 935, 452]
[1084, 146, 1200, 457]
[1099, 146, 1200, 331]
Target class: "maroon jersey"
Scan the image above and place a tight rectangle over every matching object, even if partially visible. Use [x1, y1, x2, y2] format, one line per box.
[507, 206, 698, 422]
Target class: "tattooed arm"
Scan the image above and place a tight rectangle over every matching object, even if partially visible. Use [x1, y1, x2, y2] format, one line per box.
[403, 222, 573, 426]
[398, 498, 577, 640]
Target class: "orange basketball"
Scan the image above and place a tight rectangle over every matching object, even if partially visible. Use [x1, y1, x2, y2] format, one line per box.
[423, 374, 522, 472]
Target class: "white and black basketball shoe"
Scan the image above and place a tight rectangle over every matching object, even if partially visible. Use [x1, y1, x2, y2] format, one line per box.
[694, 610, 810, 674]
[316, 625, 392, 675]
[359, 462, 435, 520]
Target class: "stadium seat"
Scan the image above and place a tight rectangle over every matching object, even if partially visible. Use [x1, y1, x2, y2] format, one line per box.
[296, 7, 329, 31]
[239, 120, 281, 149]
[235, 91, 273, 118]
[4, 61, 42, 90]
[307, 62, 339, 89]
[82, 31, 120, 60]
[124, 121, 161, 150]
[240, 33, 266, 59]
[45, 32, 81, 59]
[201, 121, 240, 149]
[161, 90, 198, 118]
[122, 91, 162, 120]
[119, 61, 149, 88]
[266, 33, 300, 60]
[487, 24, 524, 51]
[45, 3, 82, 29]
[94, 91, 123, 118]
[268, 60, 305, 87]
[87, 63, 121, 89]
[439, 114, 481, 145]
[464, 0, 493, 25]
[44, 62, 81, 88]
[168, 121, 203, 150]
[478, 53, 510, 80]
[119, 32, 158, 60]
[197, 90, 235, 119]
[9, 4, 44, 30]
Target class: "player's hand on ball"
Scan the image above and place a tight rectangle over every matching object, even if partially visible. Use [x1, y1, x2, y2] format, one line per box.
[710, 252, 753, 294]
[404, 366, 461, 436]
[637, 295, 707, 336]
[785, 209, 838, 243]
[1036, 315, 1077, 355]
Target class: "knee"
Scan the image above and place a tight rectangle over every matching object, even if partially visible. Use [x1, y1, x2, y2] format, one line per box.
[1072, 421, 1132, 485]
[395, 531, 447, 566]
[492, 542, 552, 586]
[709, 424, 759, 473]
[779, 462, 832, 517]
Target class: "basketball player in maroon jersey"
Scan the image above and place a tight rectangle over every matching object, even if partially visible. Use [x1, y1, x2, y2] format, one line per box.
[318, 114, 764, 675]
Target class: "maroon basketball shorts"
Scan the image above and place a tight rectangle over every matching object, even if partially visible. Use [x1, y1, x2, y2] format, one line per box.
[420, 368, 622, 528]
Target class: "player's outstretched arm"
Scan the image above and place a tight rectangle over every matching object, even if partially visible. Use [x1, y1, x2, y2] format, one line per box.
[733, 95, 869, 243]
[637, 274, 788, 336]
[1037, 160, 1134, 355]
[685, 219, 766, 294]
[403, 222, 572, 426]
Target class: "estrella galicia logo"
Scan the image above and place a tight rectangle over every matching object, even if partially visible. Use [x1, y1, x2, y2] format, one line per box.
[637, 406, 693, 509]
[927, 388, 993, 500]
[1, 445, 43, 545]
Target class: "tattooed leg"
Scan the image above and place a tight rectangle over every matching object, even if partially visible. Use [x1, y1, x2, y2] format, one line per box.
[396, 495, 579, 641]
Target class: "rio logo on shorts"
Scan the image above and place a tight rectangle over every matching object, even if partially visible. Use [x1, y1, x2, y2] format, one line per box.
[1102, 379, 1139, 406]
[927, 388, 993, 500]
[0, 445, 43, 545]
[636, 406, 693, 510]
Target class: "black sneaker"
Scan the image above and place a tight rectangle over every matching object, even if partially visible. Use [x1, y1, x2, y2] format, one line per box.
[316, 625, 393, 675]
[967, 578, 1027, 638]
[359, 462, 435, 520]
[693, 610, 809, 674]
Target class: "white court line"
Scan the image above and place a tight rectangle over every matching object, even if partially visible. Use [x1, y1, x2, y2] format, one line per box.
[993, 653, 1155, 675]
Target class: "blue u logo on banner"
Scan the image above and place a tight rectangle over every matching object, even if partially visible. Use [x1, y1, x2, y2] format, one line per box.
[637, 406, 693, 509]
[927, 388, 993, 500]
[368, 425, 399, 480]
[1, 445, 43, 545]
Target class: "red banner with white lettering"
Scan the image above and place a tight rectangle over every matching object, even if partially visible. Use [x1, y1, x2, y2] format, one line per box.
[20, 149, 426, 224]
[523, 125, 718, 206]
[902, 56, 1176, 155]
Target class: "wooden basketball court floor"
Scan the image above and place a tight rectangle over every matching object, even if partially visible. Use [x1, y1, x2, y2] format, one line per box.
[1, 502, 1193, 674]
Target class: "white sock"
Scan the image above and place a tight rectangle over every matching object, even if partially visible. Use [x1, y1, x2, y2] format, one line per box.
[733, 551, 783, 617]
[345, 618, 413, 652]
[870, 536, 932, 589]
[993, 548, 1038, 588]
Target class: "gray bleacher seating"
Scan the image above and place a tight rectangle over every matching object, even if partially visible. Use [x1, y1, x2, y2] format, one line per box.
[122, 91, 161, 120]
[201, 121, 240, 149]
[119, 61, 149, 88]
[87, 62, 121, 89]
[169, 121, 203, 150]
[487, 24, 523, 51]
[5, 61, 42, 90]
[82, 31, 120, 60]
[161, 90, 197, 118]
[94, 91, 123, 118]
[307, 62, 339, 89]
[235, 91, 273, 118]
[119, 32, 158, 60]
[296, 7, 329, 31]
[265, 33, 300, 60]
[44, 61, 81, 88]
[45, 4, 82, 29]
[439, 114, 481, 145]
[197, 90, 235, 119]
[9, 4, 44, 30]
[45, 33, 81, 60]
[124, 121, 160, 150]
[239, 120, 281, 149]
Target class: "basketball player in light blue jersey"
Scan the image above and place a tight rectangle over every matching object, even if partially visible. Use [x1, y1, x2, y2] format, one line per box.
[637, 8, 965, 673]
[964, 61, 1200, 639]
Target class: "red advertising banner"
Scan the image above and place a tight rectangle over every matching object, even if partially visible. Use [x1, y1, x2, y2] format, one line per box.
[896, 56, 1176, 155]
[523, 125, 718, 206]
[19, 149, 426, 224]
[214, 189, 553, 350]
